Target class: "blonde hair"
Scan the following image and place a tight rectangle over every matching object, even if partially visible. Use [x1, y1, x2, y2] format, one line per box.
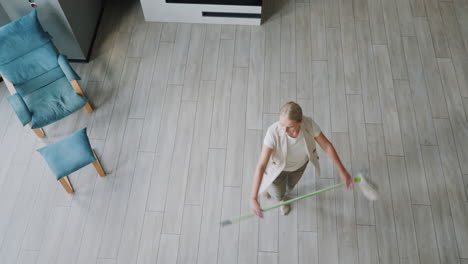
[280, 101, 303, 122]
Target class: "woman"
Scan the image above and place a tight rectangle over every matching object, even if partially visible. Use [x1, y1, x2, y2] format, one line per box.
[250, 102, 353, 217]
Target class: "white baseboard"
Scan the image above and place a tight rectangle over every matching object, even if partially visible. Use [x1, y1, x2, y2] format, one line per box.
[140, 0, 262, 25]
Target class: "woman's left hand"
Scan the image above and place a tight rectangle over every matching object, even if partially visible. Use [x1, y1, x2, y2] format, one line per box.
[340, 171, 353, 189]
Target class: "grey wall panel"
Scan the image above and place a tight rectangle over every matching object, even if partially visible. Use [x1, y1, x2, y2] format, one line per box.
[58, 0, 102, 59]
[0, 0, 102, 60]
[0, 4, 10, 26]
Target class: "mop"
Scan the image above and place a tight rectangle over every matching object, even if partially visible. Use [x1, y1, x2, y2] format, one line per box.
[221, 174, 378, 227]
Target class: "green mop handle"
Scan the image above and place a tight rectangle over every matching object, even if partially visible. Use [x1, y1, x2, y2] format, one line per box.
[226, 177, 361, 224]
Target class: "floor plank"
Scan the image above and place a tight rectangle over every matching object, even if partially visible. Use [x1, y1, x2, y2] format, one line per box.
[209, 39, 235, 149]
[127, 22, 148, 58]
[263, 8, 281, 114]
[156, 234, 179, 264]
[182, 24, 206, 101]
[280, 0, 296, 73]
[340, 1, 362, 95]
[238, 130, 261, 264]
[373, 45, 404, 156]
[0, 143, 46, 264]
[440, 2, 468, 97]
[278, 196, 298, 264]
[129, 23, 163, 119]
[162, 101, 197, 234]
[177, 205, 202, 264]
[327, 28, 348, 133]
[413, 18, 449, 119]
[161, 23, 177, 43]
[167, 24, 191, 85]
[387, 156, 421, 264]
[333, 132, 358, 264]
[395, 0, 415, 36]
[136, 212, 164, 264]
[312, 61, 333, 179]
[310, 0, 327, 60]
[17, 251, 38, 264]
[99, 118, 144, 258]
[401, 35, 438, 146]
[225, 68, 248, 187]
[36, 206, 70, 264]
[117, 152, 155, 264]
[366, 124, 400, 264]
[185, 81, 216, 205]
[317, 179, 338, 264]
[218, 187, 241, 264]
[356, 225, 379, 264]
[434, 119, 468, 257]
[353, 0, 368, 20]
[89, 32, 132, 140]
[295, 3, 313, 99]
[394, 79, 431, 204]
[21, 173, 58, 252]
[437, 58, 468, 175]
[412, 205, 441, 264]
[424, 0, 451, 58]
[234, 26, 251, 68]
[298, 232, 318, 264]
[280, 72, 297, 104]
[0, 128, 37, 248]
[258, 252, 277, 264]
[197, 149, 225, 264]
[421, 146, 460, 264]
[139, 42, 174, 152]
[221, 25, 236, 40]
[368, 0, 388, 44]
[95, 57, 140, 169]
[201, 25, 221, 81]
[382, 0, 409, 79]
[355, 20, 382, 124]
[410, 0, 426, 16]
[324, 0, 340, 27]
[246, 27, 265, 130]
[145, 85, 182, 211]
[346, 95, 373, 225]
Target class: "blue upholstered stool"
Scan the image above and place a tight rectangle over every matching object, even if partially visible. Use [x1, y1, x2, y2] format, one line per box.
[37, 128, 105, 193]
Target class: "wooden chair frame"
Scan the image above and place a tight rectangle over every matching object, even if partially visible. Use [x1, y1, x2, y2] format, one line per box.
[1, 74, 93, 138]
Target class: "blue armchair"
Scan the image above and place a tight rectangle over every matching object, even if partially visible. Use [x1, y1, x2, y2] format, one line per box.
[0, 9, 93, 137]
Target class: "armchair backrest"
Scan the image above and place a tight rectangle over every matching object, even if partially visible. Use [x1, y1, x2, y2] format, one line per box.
[0, 9, 63, 96]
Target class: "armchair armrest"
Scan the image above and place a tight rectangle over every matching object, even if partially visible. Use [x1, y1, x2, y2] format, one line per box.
[57, 54, 81, 81]
[7, 93, 32, 126]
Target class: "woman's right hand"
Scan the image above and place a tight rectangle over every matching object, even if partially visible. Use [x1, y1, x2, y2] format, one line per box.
[250, 198, 263, 218]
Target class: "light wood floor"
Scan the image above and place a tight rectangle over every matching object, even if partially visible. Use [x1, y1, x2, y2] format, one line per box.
[1, 0, 468, 263]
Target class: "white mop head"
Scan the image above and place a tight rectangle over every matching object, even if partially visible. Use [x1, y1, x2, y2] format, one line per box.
[356, 173, 379, 201]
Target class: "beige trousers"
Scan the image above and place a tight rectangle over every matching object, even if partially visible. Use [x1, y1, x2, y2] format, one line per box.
[267, 161, 308, 201]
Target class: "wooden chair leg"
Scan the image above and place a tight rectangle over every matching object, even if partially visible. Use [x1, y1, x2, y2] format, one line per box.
[28, 123, 45, 138]
[32, 128, 45, 138]
[71, 80, 94, 113]
[92, 150, 106, 176]
[58, 176, 74, 194]
[84, 102, 94, 113]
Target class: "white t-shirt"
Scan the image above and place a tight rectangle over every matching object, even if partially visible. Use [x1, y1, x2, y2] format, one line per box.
[263, 120, 322, 172]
